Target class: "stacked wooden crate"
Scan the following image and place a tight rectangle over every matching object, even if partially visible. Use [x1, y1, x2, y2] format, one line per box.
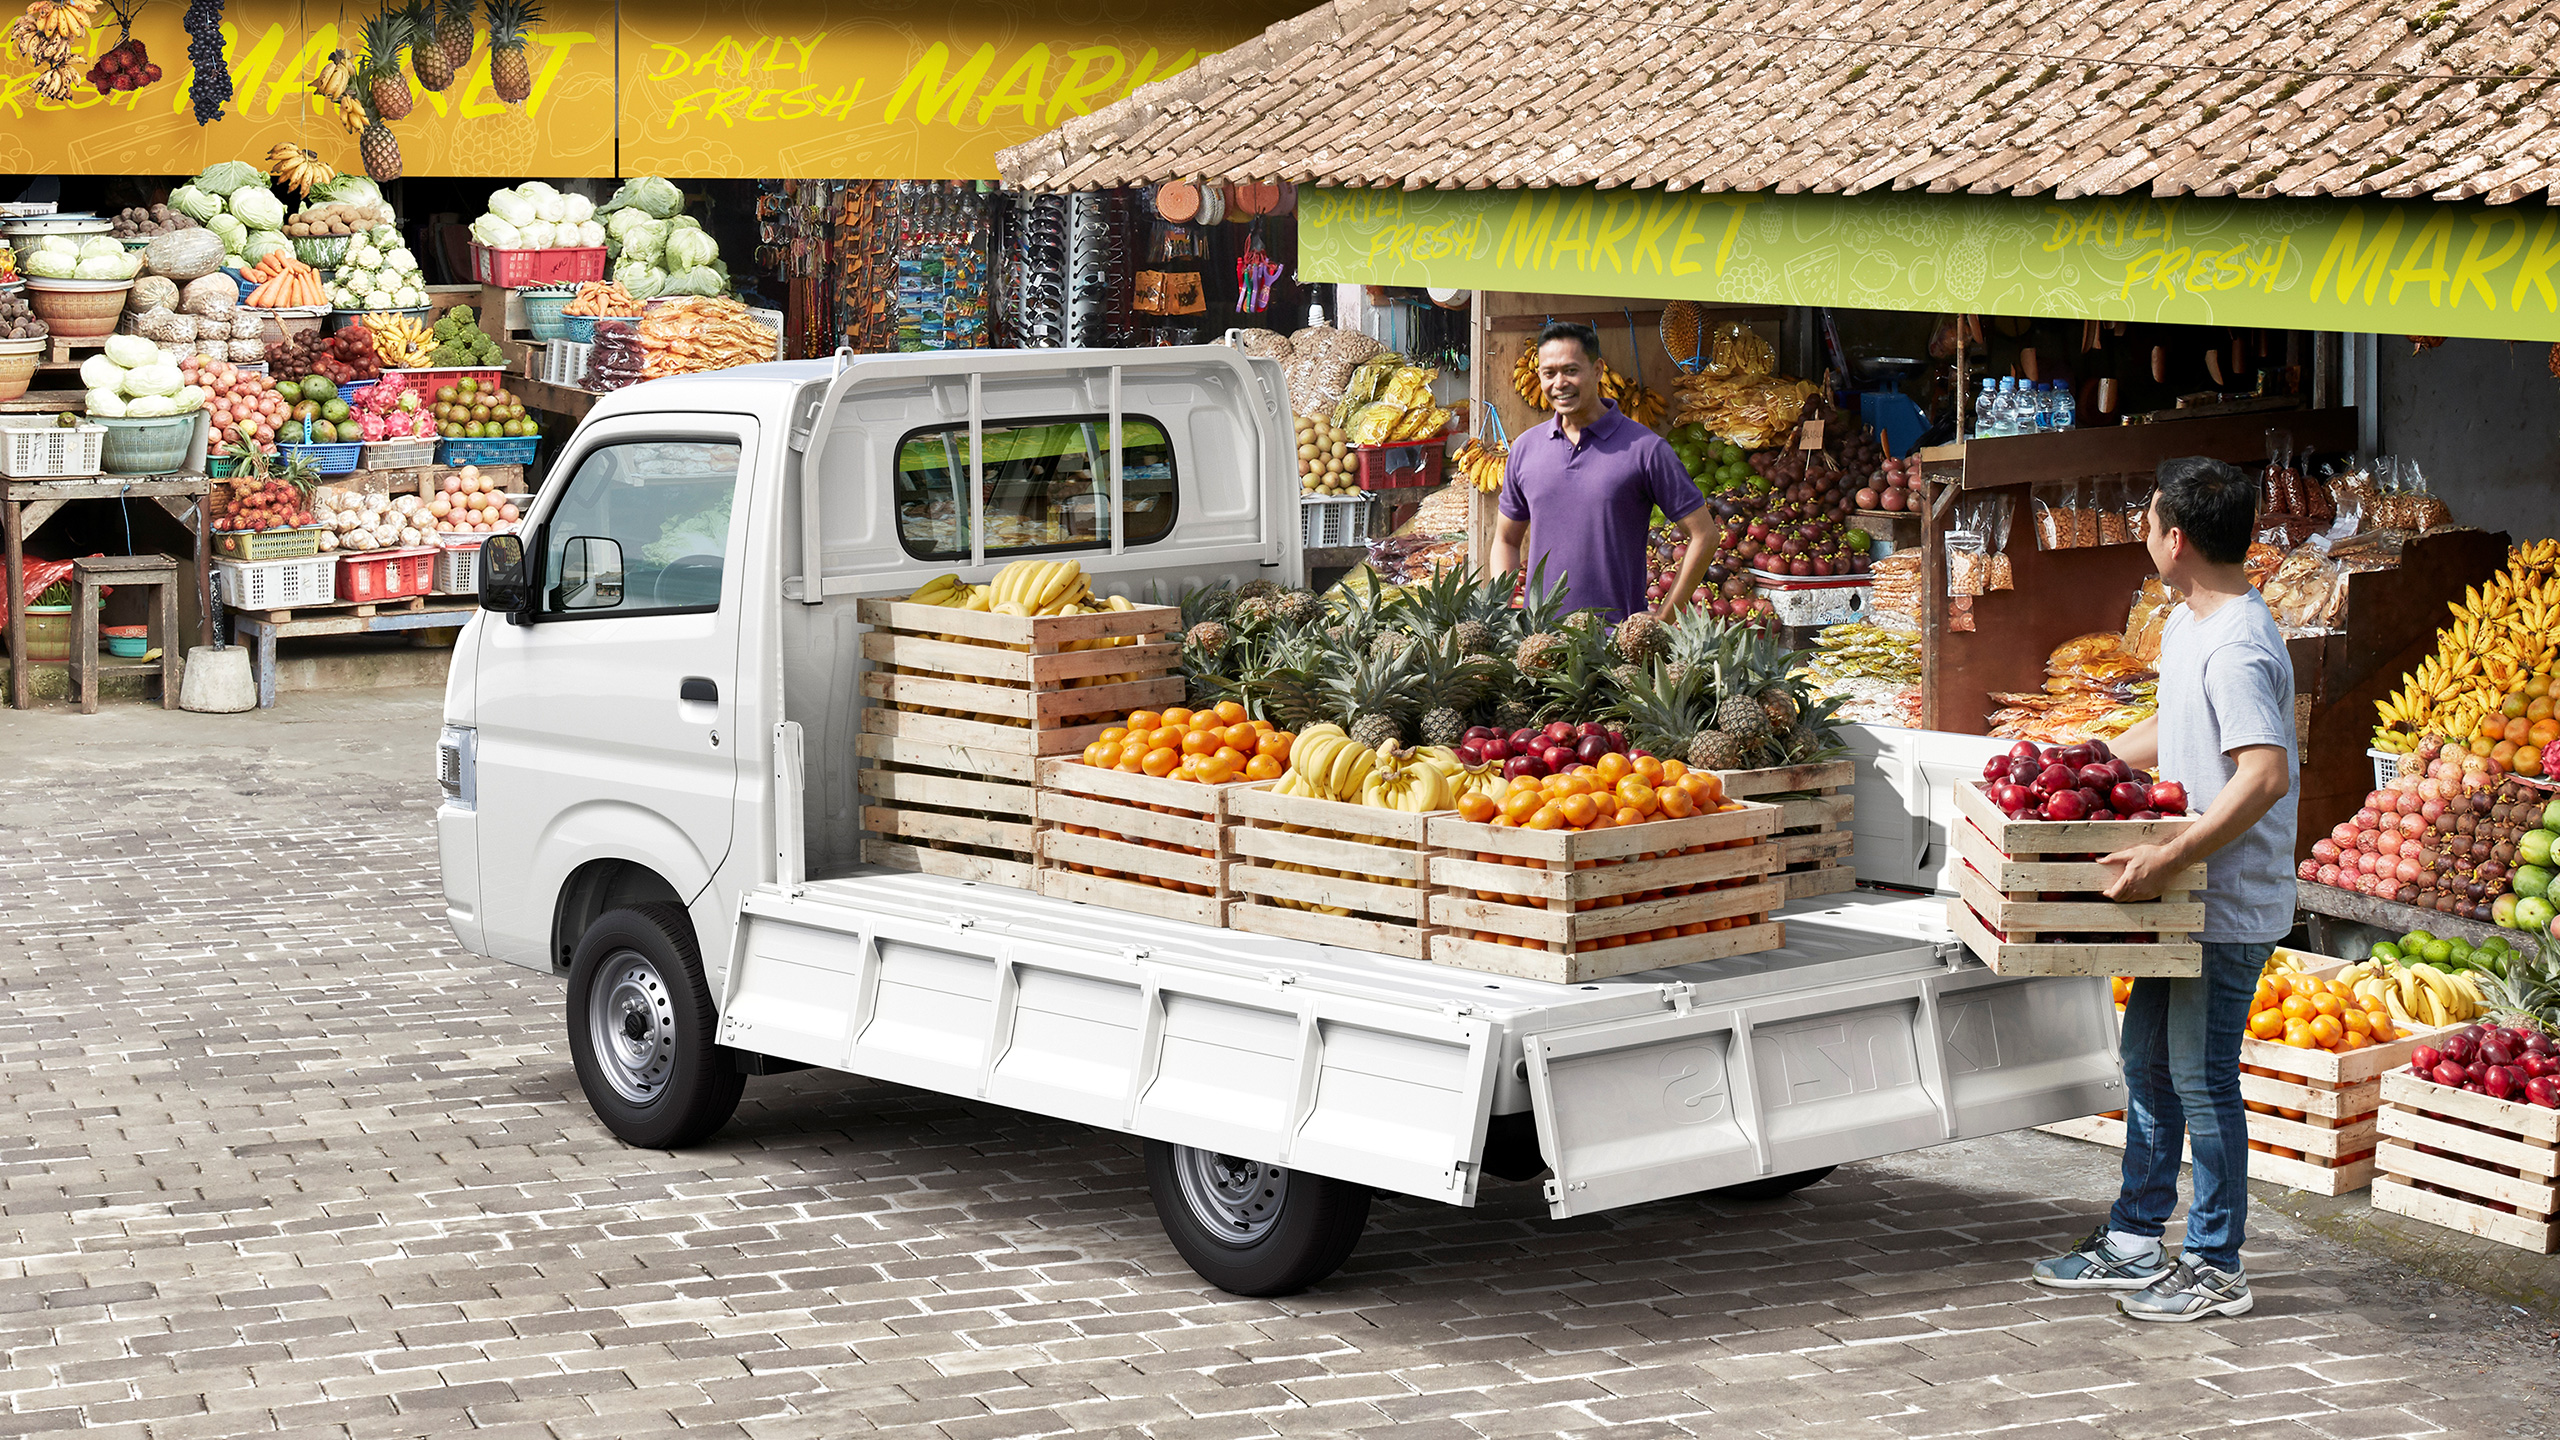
[1946, 782, 2203, 977]
[855, 597, 1180, 889]
[1423, 801, 1786, 983]
[1226, 786, 1449, 959]
[1034, 759, 1255, 926]
[1715, 760, 1855, 900]
[2374, 1069, 2560, 1253]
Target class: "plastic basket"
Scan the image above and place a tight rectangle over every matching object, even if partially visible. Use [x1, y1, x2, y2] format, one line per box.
[335, 545, 438, 603]
[521, 288, 576, 340]
[2369, 747, 2408, 791]
[561, 312, 640, 345]
[279, 441, 361, 476]
[1353, 439, 1444, 491]
[384, 366, 504, 395]
[0, 419, 106, 478]
[438, 435, 539, 467]
[214, 553, 334, 610]
[540, 339, 592, 387]
[1299, 495, 1372, 549]
[93, 413, 198, 476]
[328, 305, 429, 334]
[363, 437, 436, 470]
[213, 525, 324, 561]
[219, 267, 256, 302]
[433, 537, 484, 595]
[469, 244, 608, 288]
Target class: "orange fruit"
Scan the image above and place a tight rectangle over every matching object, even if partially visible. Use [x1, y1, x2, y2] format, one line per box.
[1213, 700, 1248, 725]
[1616, 778, 1657, 813]
[1660, 759, 1689, 782]
[2247, 1009, 2283, 1040]
[1180, 729, 1218, 757]
[1658, 785, 1697, 819]
[1141, 748, 1179, 777]
[2282, 1019, 2314, 1048]
[1632, 755, 1666, 784]
[1119, 739, 1149, 767]
[2520, 747, 2547, 778]
[1195, 756, 1235, 785]
[1255, 730, 1292, 758]
[1127, 710, 1161, 732]
[1244, 754, 1283, 782]
[1595, 753, 1631, 784]
[2309, 992, 2344, 1019]
[2341, 1007, 2371, 1034]
[1213, 745, 1248, 771]
[2337, 1029, 2370, 1050]
[1161, 707, 1194, 729]
[2308, 1015, 2343, 1048]
[2252, 981, 2275, 1008]
[1082, 741, 1112, 767]
[2279, 994, 2314, 1022]
[1527, 803, 1564, 830]
[1457, 791, 1498, 823]
[1219, 723, 1258, 752]
[1145, 729, 1181, 753]
[1502, 790, 1542, 824]
[1098, 726, 1128, 745]
[1559, 794, 1599, 828]
[1690, 773, 1725, 806]
[1584, 811, 1614, 829]
[2508, 716, 2534, 744]
[1615, 806, 1645, 828]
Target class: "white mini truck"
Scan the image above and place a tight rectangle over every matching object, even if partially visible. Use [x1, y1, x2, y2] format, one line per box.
[436, 349, 2123, 1295]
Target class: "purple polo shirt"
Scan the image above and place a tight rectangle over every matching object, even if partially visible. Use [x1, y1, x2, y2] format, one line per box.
[1498, 400, 1701, 619]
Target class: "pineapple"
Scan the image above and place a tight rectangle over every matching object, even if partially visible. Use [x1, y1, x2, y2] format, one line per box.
[430, 0, 474, 80]
[1233, 593, 1278, 631]
[1709, 630, 1774, 757]
[484, 0, 536, 104]
[1409, 632, 1500, 748]
[1274, 589, 1323, 627]
[1611, 611, 1669, 666]
[1612, 662, 1746, 772]
[1514, 630, 1569, 677]
[1319, 647, 1416, 752]
[1452, 615, 1499, 658]
[361, 9, 414, 121]
[1236, 577, 1283, 604]
[402, 0, 451, 90]
[1524, 620, 1620, 725]
[2481, 934, 2560, 1028]
[360, 108, 403, 183]
[1184, 620, 1231, 656]
[1691, 725, 1750, 771]
[1492, 692, 1535, 732]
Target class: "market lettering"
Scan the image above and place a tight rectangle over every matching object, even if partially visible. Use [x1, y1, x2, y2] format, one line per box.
[643, 33, 824, 81]
[1670, 195, 1759, 277]
[884, 42, 1189, 129]
[2116, 237, 2287, 299]
[666, 83, 863, 127]
[2309, 207, 2406, 306]
[1591, 196, 1640, 274]
[2387, 209, 2456, 306]
[2451, 212, 2525, 309]
[2511, 215, 2560, 313]
[2043, 196, 2179, 253]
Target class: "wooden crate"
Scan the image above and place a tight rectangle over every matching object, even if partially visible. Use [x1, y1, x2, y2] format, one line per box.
[1945, 783, 2203, 977]
[1715, 760, 1856, 901]
[1032, 758, 1254, 928]
[1227, 783, 1447, 960]
[2034, 1110, 2379, 1197]
[2373, 1069, 2560, 1253]
[1422, 801, 1785, 983]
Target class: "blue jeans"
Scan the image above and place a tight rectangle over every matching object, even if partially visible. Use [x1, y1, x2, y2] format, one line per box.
[2109, 940, 2268, 1272]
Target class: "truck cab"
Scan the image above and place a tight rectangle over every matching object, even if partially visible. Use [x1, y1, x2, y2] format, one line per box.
[437, 349, 2123, 1296]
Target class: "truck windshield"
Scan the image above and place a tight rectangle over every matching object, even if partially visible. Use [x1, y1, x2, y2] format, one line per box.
[541, 440, 743, 616]
[894, 414, 1176, 561]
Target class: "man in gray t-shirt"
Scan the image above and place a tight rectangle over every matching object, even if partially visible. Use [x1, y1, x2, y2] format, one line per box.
[2028, 456, 2297, 1324]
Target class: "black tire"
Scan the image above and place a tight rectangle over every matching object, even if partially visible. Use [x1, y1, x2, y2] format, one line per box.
[1712, 1166, 1837, 1202]
[1144, 1140, 1370, 1296]
[565, 903, 743, 1150]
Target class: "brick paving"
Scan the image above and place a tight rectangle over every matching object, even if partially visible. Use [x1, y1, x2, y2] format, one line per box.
[4, 689, 2558, 1440]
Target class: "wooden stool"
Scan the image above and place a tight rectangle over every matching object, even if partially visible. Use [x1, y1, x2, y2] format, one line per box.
[70, 555, 180, 713]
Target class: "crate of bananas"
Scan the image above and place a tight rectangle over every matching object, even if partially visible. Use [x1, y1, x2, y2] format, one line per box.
[854, 559, 1185, 739]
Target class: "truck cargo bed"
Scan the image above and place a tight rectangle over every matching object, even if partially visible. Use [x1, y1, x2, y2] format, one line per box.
[717, 873, 2124, 1217]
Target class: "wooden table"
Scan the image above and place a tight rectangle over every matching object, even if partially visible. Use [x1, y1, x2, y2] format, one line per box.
[3, 473, 211, 709]
[2294, 878, 2513, 952]
[224, 596, 475, 707]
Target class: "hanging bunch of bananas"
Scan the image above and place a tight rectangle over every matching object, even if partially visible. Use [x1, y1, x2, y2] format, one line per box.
[2336, 956, 2484, 1028]
[2375, 539, 2560, 752]
[1511, 339, 1542, 408]
[362, 312, 437, 367]
[9, 0, 93, 95]
[1599, 362, 1668, 431]
[1452, 436, 1509, 494]
[312, 46, 356, 101]
[264, 143, 335, 197]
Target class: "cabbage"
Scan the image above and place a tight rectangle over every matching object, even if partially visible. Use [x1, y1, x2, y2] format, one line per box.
[73, 254, 132, 280]
[620, 221, 668, 265]
[228, 187, 286, 230]
[79, 235, 123, 260]
[79, 354, 127, 390]
[572, 220, 604, 249]
[168, 184, 223, 223]
[385, 246, 418, 273]
[612, 259, 666, 300]
[206, 212, 248, 250]
[659, 265, 724, 297]
[104, 333, 159, 368]
[241, 230, 290, 264]
[665, 227, 719, 269]
[599, 175, 683, 220]
[605, 206, 656, 240]
[195, 161, 264, 196]
[121, 395, 177, 418]
[562, 194, 594, 224]
[85, 388, 127, 417]
[469, 215, 522, 249]
[311, 175, 381, 207]
[21, 250, 75, 278]
[35, 235, 75, 256]
[174, 385, 206, 412]
[121, 362, 183, 397]
[487, 188, 535, 226]
[532, 194, 566, 225]
[517, 180, 558, 202]
[519, 220, 557, 250]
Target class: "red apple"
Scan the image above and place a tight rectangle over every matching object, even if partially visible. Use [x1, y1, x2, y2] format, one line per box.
[2043, 790, 2088, 821]
[2150, 781, 2188, 813]
[2110, 781, 2151, 814]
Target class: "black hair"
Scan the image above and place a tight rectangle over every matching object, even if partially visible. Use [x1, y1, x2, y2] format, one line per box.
[1536, 320, 1603, 366]
[2152, 456, 2258, 565]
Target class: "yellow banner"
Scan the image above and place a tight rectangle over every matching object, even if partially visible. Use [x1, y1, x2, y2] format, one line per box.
[617, 1, 1304, 178]
[0, 0, 1298, 179]
[0, 2, 614, 176]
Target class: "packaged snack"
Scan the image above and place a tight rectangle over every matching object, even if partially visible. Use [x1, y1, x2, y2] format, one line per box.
[2095, 478, 2131, 546]
[2032, 481, 2076, 549]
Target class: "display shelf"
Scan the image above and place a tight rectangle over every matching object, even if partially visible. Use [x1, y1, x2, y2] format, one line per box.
[221, 600, 473, 708]
[1950, 407, 2352, 492]
[2293, 878, 2514, 950]
[516, 376, 600, 420]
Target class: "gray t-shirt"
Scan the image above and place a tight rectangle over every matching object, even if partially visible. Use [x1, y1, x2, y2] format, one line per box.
[2157, 590, 2299, 942]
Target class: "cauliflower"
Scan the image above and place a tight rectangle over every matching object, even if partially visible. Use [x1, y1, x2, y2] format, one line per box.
[349, 242, 383, 270]
[367, 288, 395, 309]
[394, 284, 423, 307]
[386, 246, 418, 274]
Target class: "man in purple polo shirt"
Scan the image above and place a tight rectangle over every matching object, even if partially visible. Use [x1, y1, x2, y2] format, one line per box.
[1490, 321, 1713, 620]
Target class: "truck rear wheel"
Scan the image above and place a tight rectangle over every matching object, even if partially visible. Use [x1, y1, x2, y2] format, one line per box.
[1712, 1166, 1836, 1202]
[1144, 1140, 1369, 1296]
[566, 904, 743, 1150]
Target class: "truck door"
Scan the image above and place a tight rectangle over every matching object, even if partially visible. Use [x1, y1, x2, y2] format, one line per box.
[473, 417, 759, 969]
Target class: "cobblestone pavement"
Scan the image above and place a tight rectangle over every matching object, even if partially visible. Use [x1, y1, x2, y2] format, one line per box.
[5, 689, 2559, 1440]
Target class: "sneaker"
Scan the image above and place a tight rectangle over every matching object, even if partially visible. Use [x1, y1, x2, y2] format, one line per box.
[2030, 1225, 2171, 1290]
[2118, 1257, 2253, 1322]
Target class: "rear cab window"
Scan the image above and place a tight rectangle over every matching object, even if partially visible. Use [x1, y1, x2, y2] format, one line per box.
[895, 414, 1176, 561]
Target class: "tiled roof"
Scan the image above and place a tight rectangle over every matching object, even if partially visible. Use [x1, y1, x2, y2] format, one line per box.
[995, 0, 2560, 204]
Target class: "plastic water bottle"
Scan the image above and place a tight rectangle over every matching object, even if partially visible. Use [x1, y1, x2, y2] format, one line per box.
[1996, 377, 2020, 436]
[2052, 383, 2075, 432]
[2031, 382, 2054, 433]
[1976, 378, 2000, 437]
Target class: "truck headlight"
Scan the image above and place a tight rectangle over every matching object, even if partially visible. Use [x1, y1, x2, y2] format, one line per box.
[438, 725, 476, 809]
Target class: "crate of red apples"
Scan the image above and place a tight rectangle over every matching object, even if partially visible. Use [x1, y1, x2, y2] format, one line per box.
[2373, 1020, 2560, 1253]
[1946, 737, 2204, 978]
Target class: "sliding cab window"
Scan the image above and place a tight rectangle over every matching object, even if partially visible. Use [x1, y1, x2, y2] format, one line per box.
[541, 440, 744, 616]
[895, 415, 1177, 561]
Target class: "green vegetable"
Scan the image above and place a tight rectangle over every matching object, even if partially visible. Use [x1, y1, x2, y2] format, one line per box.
[194, 161, 264, 196]
[598, 175, 684, 220]
[664, 226, 718, 270]
[228, 187, 287, 231]
[168, 184, 223, 223]
[34, 580, 71, 606]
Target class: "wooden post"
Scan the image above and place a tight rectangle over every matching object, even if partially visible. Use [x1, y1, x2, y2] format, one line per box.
[4, 475, 23, 711]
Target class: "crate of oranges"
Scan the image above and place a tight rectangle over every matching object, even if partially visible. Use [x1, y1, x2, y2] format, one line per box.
[1033, 703, 1292, 927]
[1946, 781, 2204, 978]
[1423, 756, 1786, 983]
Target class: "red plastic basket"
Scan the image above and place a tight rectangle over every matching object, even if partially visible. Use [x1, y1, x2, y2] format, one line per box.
[1354, 438, 1446, 492]
[468, 244, 609, 288]
[335, 546, 439, 603]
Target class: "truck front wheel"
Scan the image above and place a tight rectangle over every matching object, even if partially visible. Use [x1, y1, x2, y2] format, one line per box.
[566, 904, 743, 1150]
[1144, 1140, 1369, 1296]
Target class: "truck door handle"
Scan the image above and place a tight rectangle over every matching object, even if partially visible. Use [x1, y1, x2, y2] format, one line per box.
[680, 677, 718, 703]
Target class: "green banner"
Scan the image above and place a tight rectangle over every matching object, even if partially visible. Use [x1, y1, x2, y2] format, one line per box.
[1300, 186, 2560, 343]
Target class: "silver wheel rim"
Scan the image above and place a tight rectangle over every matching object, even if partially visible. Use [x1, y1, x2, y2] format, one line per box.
[1172, 1146, 1288, 1246]
[589, 949, 676, 1106]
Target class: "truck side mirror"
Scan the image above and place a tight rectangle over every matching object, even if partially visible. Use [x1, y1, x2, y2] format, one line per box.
[558, 536, 625, 609]
[478, 533, 533, 615]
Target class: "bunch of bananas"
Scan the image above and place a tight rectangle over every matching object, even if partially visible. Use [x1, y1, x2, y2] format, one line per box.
[266, 144, 337, 198]
[8, 0, 91, 82]
[1452, 437, 1509, 494]
[2375, 539, 2560, 752]
[1508, 338, 1668, 430]
[889, 565, 1148, 725]
[2336, 956, 2484, 1028]
[17, 0, 95, 42]
[312, 47, 356, 101]
[364, 313, 437, 367]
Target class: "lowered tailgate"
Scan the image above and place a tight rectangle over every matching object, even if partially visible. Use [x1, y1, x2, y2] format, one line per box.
[1525, 902, 2122, 1217]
